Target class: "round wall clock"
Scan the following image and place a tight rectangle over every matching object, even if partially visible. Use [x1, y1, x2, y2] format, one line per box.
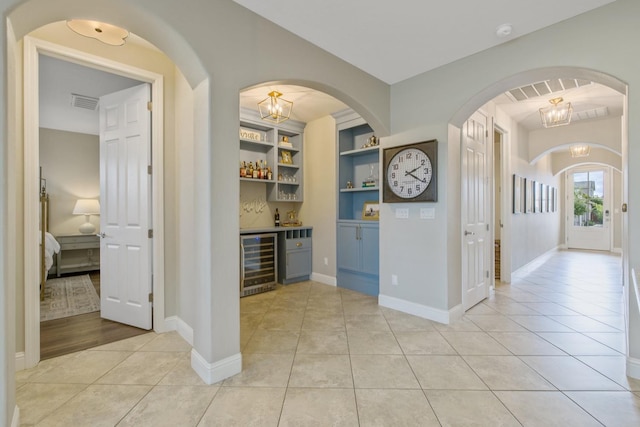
[383, 140, 437, 203]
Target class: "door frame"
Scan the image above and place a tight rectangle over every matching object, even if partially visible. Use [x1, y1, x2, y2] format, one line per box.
[23, 36, 166, 368]
[495, 124, 512, 283]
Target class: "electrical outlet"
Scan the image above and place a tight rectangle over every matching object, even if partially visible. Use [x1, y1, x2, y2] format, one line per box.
[324, 257, 328, 266]
[395, 208, 409, 219]
[420, 208, 435, 219]
[391, 274, 398, 286]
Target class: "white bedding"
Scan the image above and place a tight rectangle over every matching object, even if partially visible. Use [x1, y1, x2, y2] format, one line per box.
[39, 231, 60, 272]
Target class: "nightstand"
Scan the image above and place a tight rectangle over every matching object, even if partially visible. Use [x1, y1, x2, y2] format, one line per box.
[55, 234, 100, 277]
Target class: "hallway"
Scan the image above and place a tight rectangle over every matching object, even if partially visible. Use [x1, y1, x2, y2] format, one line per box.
[16, 249, 640, 426]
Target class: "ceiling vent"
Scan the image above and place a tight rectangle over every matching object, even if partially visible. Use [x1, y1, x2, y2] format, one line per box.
[506, 79, 592, 102]
[70, 93, 99, 111]
[573, 106, 609, 122]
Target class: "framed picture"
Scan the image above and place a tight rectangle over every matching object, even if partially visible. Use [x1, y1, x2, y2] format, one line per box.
[280, 150, 292, 164]
[512, 174, 522, 214]
[525, 178, 533, 213]
[532, 180, 539, 213]
[362, 201, 380, 220]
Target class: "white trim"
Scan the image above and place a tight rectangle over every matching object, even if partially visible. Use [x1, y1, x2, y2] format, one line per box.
[164, 315, 194, 346]
[612, 247, 622, 254]
[11, 405, 20, 427]
[310, 272, 336, 286]
[379, 294, 463, 324]
[626, 356, 640, 380]
[15, 352, 24, 372]
[23, 36, 167, 368]
[191, 349, 242, 385]
[512, 246, 561, 277]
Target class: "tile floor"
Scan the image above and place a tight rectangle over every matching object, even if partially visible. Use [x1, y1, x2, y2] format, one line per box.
[16, 250, 640, 426]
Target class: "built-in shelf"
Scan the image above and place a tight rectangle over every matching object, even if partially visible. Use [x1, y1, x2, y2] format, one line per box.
[340, 187, 379, 193]
[340, 146, 379, 157]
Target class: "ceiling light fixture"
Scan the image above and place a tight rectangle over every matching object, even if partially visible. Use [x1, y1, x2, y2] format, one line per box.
[258, 91, 293, 124]
[539, 97, 573, 128]
[570, 144, 591, 158]
[496, 24, 512, 38]
[66, 20, 129, 46]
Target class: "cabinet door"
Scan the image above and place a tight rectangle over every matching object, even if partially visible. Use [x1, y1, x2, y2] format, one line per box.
[360, 223, 379, 275]
[285, 249, 311, 279]
[337, 222, 360, 272]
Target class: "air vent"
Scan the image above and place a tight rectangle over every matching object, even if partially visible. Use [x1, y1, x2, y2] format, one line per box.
[573, 106, 609, 122]
[70, 93, 99, 111]
[506, 79, 592, 102]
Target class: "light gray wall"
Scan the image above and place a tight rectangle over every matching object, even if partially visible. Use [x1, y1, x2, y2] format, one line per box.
[39, 128, 100, 235]
[387, 0, 639, 360]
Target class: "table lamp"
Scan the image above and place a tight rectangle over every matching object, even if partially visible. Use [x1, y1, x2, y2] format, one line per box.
[72, 199, 100, 234]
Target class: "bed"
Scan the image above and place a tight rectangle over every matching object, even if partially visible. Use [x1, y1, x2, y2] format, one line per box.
[40, 171, 60, 300]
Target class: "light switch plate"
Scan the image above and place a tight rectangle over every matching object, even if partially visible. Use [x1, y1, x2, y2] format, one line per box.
[395, 208, 409, 219]
[420, 208, 435, 219]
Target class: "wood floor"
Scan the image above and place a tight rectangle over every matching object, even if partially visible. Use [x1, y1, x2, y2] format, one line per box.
[40, 271, 149, 360]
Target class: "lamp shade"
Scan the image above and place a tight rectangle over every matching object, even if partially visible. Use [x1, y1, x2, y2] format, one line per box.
[73, 199, 101, 215]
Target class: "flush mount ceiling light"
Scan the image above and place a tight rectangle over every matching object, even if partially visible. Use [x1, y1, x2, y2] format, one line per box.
[66, 20, 129, 46]
[258, 91, 293, 124]
[570, 144, 591, 158]
[496, 23, 512, 38]
[539, 97, 573, 128]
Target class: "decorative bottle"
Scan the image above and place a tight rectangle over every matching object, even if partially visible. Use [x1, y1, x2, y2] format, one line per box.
[274, 208, 280, 227]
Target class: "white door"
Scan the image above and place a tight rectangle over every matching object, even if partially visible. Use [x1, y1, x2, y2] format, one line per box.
[567, 167, 611, 251]
[462, 111, 490, 310]
[99, 83, 152, 329]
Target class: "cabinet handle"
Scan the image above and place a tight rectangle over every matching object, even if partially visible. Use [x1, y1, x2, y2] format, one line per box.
[296, 242, 302, 247]
[286, 253, 289, 267]
[240, 243, 245, 284]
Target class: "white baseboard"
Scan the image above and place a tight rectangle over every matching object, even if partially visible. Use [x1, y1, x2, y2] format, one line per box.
[191, 349, 242, 385]
[626, 356, 640, 379]
[164, 316, 194, 346]
[11, 405, 20, 427]
[379, 294, 463, 324]
[512, 246, 561, 277]
[310, 272, 336, 286]
[15, 352, 25, 372]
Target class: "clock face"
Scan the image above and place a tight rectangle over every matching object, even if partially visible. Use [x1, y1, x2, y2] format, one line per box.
[386, 148, 433, 199]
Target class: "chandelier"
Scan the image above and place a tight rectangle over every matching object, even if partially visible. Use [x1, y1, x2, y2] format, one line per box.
[258, 91, 293, 124]
[569, 144, 590, 158]
[539, 97, 573, 128]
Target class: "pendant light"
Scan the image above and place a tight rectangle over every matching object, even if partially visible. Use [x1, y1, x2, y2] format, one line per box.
[569, 144, 590, 158]
[539, 97, 573, 128]
[258, 91, 293, 124]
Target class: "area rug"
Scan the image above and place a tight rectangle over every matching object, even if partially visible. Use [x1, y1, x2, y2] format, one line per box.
[40, 275, 100, 321]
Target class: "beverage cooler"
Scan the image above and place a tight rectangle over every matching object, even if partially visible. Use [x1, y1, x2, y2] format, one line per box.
[240, 233, 277, 297]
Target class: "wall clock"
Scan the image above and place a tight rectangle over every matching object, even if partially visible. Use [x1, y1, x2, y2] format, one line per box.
[383, 140, 437, 203]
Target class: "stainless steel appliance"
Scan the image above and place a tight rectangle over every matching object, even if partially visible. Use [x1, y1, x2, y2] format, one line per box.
[240, 233, 277, 297]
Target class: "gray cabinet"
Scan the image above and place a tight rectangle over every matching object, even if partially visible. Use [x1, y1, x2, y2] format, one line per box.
[334, 109, 380, 296]
[336, 221, 379, 296]
[55, 234, 100, 277]
[278, 228, 312, 284]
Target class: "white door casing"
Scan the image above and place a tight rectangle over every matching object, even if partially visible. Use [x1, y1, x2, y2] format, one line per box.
[99, 83, 152, 329]
[566, 167, 611, 251]
[462, 111, 491, 311]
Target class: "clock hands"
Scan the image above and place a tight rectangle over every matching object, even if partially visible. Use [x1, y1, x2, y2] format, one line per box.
[404, 169, 426, 183]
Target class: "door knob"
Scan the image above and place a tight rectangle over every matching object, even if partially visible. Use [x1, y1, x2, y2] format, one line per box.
[97, 232, 106, 238]
[464, 230, 475, 236]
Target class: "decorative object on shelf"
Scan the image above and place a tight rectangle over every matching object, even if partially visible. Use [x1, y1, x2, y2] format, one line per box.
[539, 97, 573, 128]
[258, 90, 293, 124]
[383, 140, 437, 203]
[570, 144, 590, 157]
[72, 199, 100, 234]
[239, 127, 262, 142]
[274, 208, 280, 227]
[281, 150, 293, 164]
[361, 135, 379, 149]
[362, 163, 378, 188]
[283, 210, 302, 227]
[362, 201, 380, 220]
[279, 135, 293, 147]
[66, 20, 129, 46]
[346, 181, 354, 189]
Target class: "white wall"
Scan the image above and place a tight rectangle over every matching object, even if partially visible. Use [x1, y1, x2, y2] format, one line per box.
[39, 128, 99, 235]
[299, 115, 337, 282]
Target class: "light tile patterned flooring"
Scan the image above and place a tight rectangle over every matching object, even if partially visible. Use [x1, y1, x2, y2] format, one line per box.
[17, 250, 640, 426]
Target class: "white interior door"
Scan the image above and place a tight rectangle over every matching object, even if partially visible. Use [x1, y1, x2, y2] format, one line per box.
[462, 111, 490, 310]
[99, 83, 152, 329]
[567, 167, 611, 251]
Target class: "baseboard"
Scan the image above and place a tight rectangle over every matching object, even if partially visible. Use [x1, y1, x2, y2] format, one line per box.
[15, 352, 25, 372]
[310, 272, 336, 286]
[379, 294, 463, 324]
[191, 349, 242, 385]
[11, 405, 20, 427]
[512, 246, 561, 277]
[626, 356, 640, 380]
[164, 316, 194, 346]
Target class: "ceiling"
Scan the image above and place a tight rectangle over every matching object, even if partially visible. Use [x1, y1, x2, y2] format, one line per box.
[233, 0, 616, 85]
